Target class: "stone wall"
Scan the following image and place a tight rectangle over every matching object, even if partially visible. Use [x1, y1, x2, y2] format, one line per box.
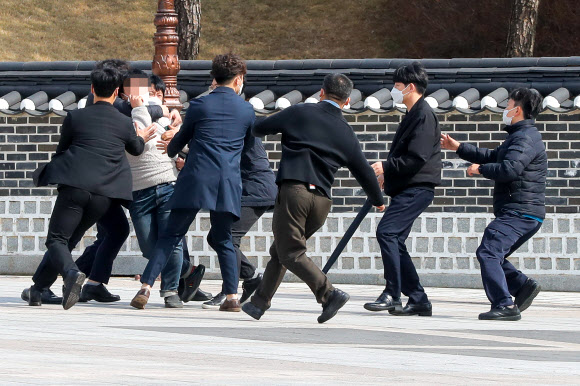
[0, 112, 579, 290]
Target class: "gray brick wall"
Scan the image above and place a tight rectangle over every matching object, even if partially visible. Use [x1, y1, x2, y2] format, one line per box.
[2, 112, 578, 213]
[1, 197, 578, 290]
[1, 111, 579, 290]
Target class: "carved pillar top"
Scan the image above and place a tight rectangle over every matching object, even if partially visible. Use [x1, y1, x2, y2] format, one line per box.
[152, 0, 182, 111]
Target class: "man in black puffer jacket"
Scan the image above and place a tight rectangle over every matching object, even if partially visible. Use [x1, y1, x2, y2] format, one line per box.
[441, 87, 546, 321]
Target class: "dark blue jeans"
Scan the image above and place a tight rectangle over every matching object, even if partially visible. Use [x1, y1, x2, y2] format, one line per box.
[129, 183, 190, 296]
[376, 187, 434, 304]
[141, 208, 239, 295]
[477, 210, 542, 308]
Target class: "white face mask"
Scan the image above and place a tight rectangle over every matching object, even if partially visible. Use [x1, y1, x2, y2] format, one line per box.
[390, 84, 410, 104]
[503, 107, 517, 125]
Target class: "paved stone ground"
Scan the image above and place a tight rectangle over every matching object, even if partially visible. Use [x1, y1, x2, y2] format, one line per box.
[0, 276, 579, 385]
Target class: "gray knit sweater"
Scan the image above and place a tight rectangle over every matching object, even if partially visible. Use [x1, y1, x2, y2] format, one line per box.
[127, 106, 178, 191]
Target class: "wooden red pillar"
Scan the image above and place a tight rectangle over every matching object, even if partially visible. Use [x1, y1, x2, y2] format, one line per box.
[153, 0, 182, 110]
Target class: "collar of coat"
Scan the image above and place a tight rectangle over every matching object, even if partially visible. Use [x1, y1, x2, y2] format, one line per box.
[503, 119, 536, 134]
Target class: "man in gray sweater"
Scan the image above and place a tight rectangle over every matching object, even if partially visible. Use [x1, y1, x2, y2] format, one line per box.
[126, 72, 204, 308]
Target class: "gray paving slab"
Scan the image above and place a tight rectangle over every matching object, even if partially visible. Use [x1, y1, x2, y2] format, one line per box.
[0, 276, 579, 385]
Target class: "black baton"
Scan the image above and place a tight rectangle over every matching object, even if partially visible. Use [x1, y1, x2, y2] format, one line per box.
[322, 199, 373, 274]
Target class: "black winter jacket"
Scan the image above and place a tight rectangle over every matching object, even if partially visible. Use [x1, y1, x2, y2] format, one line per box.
[456, 119, 547, 219]
[382, 97, 442, 196]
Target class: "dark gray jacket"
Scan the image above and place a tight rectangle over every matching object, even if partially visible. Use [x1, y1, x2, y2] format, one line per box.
[456, 119, 547, 219]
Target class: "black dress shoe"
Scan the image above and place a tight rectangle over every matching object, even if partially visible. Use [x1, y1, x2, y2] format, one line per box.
[192, 288, 213, 302]
[389, 302, 432, 316]
[318, 289, 350, 324]
[62, 270, 86, 310]
[180, 264, 205, 303]
[242, 302, 265, 320]
[27, 286, 42, 306]
[80, 283, 121, 303]
[21, 287, 63, 305]
[479, 305, 521, 321]
[514, 278, 541, 312]
[240, 274, 263, 304]
[363, 293, 402, 312]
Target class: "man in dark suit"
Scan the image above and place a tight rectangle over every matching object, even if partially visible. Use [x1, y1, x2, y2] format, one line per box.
[29, 66, 155, 310]
[364, 62, 441, 317]
[242, 74, 385, 324]
[130, 53, 255, 312]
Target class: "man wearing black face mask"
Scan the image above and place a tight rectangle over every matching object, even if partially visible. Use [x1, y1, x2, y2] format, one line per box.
[441, 88, 546, 321]
[365, 62, 441, 317]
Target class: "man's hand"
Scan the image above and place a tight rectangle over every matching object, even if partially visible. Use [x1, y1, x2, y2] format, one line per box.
[175, 157, 185, 170]
[161, 105, 170, 117]
[169, 109, 182, 127]
[135, 122, 156, 143]
[377, 174, 385, 190]
[129, 95, 144, 108]
[371, 161, 384, 176]
[161, 128, 178, 141]
[440, 134, 460, 151]
[375, 205, 386, 212]
[156, 140, 170, 154]
[467, 163, 481, 176]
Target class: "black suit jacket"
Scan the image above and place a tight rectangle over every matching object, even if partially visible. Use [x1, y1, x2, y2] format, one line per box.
[253, 101, 384, 207]
[33, 101, 145, 201]
[381, 97, 441, 197]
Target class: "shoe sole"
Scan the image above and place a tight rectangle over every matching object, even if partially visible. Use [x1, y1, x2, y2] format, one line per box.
[201, 303, 223, 310]
[219, 307, 241, 312]
[478, 314, 521, 321]
[318, 293, 350, 324]
[130, 295, 149, 309]
[517, 285, 541, 312]
[363, 304, 401, 312]
[165, 304, 184, 308]
[389, 309, 432, 316]
[182, 266, 206, 303]
[62, 272, 86, 310]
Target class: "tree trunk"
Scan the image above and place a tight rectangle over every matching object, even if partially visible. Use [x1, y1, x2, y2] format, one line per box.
[175, 0, 201, 60]
[505, 0, 541, 57]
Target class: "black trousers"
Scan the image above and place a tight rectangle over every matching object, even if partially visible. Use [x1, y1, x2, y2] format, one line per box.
[32, 186, 111, 289]
[376, 187, 434, 304]
[33, 203, 130, 289]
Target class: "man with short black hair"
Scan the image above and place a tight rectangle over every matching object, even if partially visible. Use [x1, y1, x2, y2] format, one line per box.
[131, 53, 254, 312]
[441, 87, 546, 321]
[365, 62, 441, 317]
[242, 73, 385, 324]
[29, 66, 155, 310]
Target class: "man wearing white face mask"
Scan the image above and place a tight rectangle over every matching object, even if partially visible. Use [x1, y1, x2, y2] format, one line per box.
[365, 62, 441, 316]
[441, 87, 546, 321]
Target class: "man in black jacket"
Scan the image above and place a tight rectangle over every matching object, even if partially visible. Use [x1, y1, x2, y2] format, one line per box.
[365, 62, 441, 317]
[242, 74, 385, 324]
[29, 67, 154, 310]
[441, 88, 546, 321]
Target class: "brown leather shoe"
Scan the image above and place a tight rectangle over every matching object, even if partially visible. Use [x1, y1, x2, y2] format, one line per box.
[219, 298, 241, 312]
[130, 288, 150, 309]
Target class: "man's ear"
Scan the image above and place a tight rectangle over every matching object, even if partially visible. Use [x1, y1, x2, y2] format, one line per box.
[113, 87, 119, 98]
[343, 97, 351, 108]
[90, 85, 95, 96]
[319, 89, 325, 99]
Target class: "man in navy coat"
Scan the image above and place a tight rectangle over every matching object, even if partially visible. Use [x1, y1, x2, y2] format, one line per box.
[130, 53, 255, 312]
